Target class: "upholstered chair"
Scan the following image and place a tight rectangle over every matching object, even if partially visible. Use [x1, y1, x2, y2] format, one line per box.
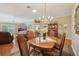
[0, 32, 13, 44]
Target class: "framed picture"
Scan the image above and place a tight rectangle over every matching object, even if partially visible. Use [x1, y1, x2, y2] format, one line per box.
[74, 4, 79, 34]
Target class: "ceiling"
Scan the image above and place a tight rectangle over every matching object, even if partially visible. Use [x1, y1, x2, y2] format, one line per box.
[0, 3, 75, 19]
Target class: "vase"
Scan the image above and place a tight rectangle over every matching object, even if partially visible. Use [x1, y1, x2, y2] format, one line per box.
[43, 33, 46, 40]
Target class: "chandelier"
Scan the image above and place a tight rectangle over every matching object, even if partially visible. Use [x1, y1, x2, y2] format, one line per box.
[34, 3, 54, 38]
[38, 3, 54, 23]
[34, 3, 54, 41]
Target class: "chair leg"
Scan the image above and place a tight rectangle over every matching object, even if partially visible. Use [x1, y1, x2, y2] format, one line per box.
[59, 51, 62, 56]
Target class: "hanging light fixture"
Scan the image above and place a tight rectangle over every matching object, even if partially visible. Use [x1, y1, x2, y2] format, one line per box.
[43, 3, 49, 24]
[38, 3, 54, 23]
[34, 3, 54, 37]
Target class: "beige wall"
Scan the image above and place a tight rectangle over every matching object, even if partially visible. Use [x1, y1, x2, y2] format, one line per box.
[51, 16, 72, 39]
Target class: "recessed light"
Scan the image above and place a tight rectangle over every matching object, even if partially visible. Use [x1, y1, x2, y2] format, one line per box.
[26, 5, 31, 8]
[32, 9, 37, 13]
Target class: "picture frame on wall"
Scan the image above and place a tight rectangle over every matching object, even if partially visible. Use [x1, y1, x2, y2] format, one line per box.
[74, 4, 79, 34]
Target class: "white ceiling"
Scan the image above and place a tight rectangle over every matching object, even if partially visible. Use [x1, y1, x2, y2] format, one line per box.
[0, 3, 75, 19]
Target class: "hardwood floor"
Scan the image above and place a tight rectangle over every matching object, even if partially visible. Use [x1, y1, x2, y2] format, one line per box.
[0, 42, 19, 56]
[65, 39, 72, 46]
[64, 39, 75, 56]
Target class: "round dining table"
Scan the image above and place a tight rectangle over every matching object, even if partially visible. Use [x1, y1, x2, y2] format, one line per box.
[28, 37, 56, 50]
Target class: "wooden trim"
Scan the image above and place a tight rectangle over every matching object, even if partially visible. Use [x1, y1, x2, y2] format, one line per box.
[71, 45, 77, 56]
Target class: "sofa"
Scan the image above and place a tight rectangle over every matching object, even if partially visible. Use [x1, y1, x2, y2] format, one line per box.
[0, 32, 13, 44]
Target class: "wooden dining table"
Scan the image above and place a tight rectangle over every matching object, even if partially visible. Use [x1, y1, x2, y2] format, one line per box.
[28, 36, 57, 50]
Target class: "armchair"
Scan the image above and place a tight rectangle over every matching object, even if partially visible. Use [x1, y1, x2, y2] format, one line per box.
[0, 32, 13, 44]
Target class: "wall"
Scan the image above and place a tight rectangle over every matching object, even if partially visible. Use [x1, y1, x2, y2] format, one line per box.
[51, 16, 72, 39]
[71, 4, 79, 56]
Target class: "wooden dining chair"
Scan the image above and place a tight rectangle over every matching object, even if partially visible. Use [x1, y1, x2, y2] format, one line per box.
[16, 34, 42, 56]
[16, 34, 29, 56]
[49, 31, 56, 37]
[54, 33, 66, 49]
[43, 33, 66, 56]
[27, 31, 36, 40]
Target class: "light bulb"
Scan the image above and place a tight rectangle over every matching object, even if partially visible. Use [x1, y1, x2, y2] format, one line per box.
[42, 16, 45, 18]
[50, 16, 54, 21]
[48, 16, 51, 19]
[39, 17, 41, 20]
[51, 16, 54, 19]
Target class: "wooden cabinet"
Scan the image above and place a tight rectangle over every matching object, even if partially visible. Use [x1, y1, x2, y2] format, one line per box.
[48, 23, 58, 37]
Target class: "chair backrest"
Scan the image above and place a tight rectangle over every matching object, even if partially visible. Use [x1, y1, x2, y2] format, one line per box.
[16, 34, 29, 56]
[35, 31, 40, 37]
[59, 33, 66, 55]
[49, 31, 56, 37]
[27, 31, 36, 39]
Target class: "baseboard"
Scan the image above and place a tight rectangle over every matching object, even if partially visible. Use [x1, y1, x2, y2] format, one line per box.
[71, 45, 77, 56]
